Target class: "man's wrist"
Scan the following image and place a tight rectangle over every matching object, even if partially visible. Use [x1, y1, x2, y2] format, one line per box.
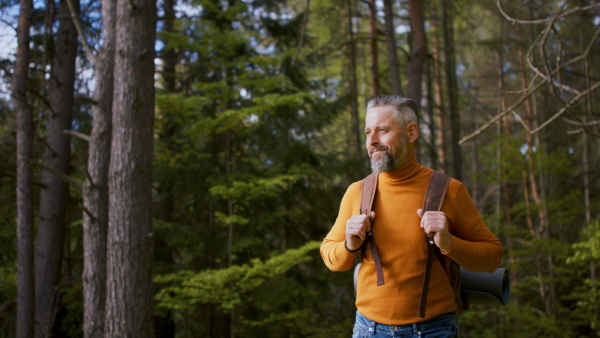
[440, 236, 452, 254]
[344, 241, 361, 253]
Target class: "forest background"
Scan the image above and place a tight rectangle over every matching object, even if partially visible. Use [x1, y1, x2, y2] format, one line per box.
[0, 0, 599, 337]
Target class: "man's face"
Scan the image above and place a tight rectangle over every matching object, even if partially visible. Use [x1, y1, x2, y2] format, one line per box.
[365, 106, 409, 173]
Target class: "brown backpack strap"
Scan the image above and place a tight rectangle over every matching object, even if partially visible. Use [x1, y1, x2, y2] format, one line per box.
[418, 171, 451, 318]
[360, 173, 378, 216]
[360, 173, 384, 286]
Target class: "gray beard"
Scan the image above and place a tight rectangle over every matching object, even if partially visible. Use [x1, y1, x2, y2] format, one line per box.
[370, 152, 397, 174]
[370, 136, 407, 174]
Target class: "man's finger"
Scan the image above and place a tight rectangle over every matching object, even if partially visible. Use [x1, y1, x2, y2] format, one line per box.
[366, 211, 376, 233]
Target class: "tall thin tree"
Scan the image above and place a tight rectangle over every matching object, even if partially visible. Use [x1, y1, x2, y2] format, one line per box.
[407, 0, 426, 103]
[81, 0, 116, 336]
[430, 0, 445, 171]
[347, 0, 362, 160]
[104, 0, 156, 335]
[383, 0, 401, 96]
[12, 0, 34, 336]
[441, 0, 462, 180]
[34, 0, 79, 335]
[368, 0, 379, 98]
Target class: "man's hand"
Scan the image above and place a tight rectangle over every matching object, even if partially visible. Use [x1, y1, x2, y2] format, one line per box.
[345, 212, 376, 251]
[417, 209, 452, 252]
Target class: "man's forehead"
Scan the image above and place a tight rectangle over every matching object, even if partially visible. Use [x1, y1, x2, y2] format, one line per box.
[365, 107, 398, 127]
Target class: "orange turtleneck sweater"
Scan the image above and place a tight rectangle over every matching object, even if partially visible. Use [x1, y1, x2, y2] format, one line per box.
[320, 156, 503, 325]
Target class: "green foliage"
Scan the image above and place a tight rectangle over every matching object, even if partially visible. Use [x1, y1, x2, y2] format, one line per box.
[568, 219, 600, 264]
[155, 241, 320, 311]
[0, 266, 16, 337]
[565, 219, 600, 333]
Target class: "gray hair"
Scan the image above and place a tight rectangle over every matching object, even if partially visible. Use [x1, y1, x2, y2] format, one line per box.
[366, 96, 418, 128]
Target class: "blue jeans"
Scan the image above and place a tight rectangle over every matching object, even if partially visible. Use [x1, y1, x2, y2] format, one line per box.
[352, 311, 459, 338]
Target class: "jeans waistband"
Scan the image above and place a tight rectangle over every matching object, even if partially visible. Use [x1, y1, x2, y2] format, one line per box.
[355, 311, 457, 336]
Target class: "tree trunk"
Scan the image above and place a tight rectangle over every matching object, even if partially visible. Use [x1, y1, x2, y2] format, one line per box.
[407, 0, 426, 103]
[161, 0, 177, 92]
[104, 0, 156, 336]
[383, 0, 401, 96]
[35, 0, 79, 335]
[368, 0, 379, 98]
[430, 0, 445, 171]
[441, 0, 462, 181]
[13, 0, 35, 336]
[154, 2, 177, 336]
[82, 0, 116, 337]
[347, 0, 362, 160]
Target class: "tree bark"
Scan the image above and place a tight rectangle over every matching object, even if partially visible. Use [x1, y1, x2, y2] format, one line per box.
[347, 0, 362, 160]
[441, 0, 462, 181]
[35, 1, 79, 335]
[161, 0, 177, 92]
[82, 0, 116, 337]
[383, 0, 401, 96]
[104, 0, 156, 336]
[12, 0, 35, 336]
[407, 0, 426, 103]
[430, 0, 445, 171]
[368, 0, 379, 98]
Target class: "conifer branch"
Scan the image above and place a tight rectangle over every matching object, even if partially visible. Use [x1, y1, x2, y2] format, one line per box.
[291, 0, 310, 66]
[24, 159, 82, 190]
[78, 201, 95, 221]
[65, 0, 96, 63]
[63, 129, 90, 142]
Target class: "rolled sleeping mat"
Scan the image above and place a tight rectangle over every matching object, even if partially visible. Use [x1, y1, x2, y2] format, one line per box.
[460, 267, 510, 306]
[353, 263, 510, 306]
[353, 262, 361, 292]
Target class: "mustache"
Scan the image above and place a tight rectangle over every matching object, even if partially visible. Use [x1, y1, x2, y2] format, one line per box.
[369, 145, 389, 154]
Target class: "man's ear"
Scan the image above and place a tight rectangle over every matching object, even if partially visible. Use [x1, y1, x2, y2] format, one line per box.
[406, 122, 419, 143]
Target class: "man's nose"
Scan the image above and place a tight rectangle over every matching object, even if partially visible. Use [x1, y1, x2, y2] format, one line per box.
[368, 133, 379, 145]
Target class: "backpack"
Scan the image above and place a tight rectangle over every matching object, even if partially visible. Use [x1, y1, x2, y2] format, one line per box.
[355, 171, 465, 318]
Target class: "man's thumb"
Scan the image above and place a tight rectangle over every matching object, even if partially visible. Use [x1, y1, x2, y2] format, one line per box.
[370, 211, 376, 222]
[417, 209, 424, 218]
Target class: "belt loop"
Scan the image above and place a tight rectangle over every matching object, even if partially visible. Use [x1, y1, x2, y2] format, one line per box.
[412, 323, 420, 337]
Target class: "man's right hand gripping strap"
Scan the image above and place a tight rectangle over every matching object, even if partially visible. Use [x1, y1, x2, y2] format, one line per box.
[418, 171, 451, 318]
[360, 173, 384, 285]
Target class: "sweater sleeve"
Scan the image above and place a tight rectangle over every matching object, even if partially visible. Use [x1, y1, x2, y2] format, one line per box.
[320, 182, 361, 272]
[444, 182, 503, 273]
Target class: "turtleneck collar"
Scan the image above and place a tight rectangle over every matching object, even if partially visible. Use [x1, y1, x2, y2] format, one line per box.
[379, 154, 422, 183]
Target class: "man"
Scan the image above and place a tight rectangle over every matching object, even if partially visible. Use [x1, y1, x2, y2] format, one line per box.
[320, 96, 503, 337]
